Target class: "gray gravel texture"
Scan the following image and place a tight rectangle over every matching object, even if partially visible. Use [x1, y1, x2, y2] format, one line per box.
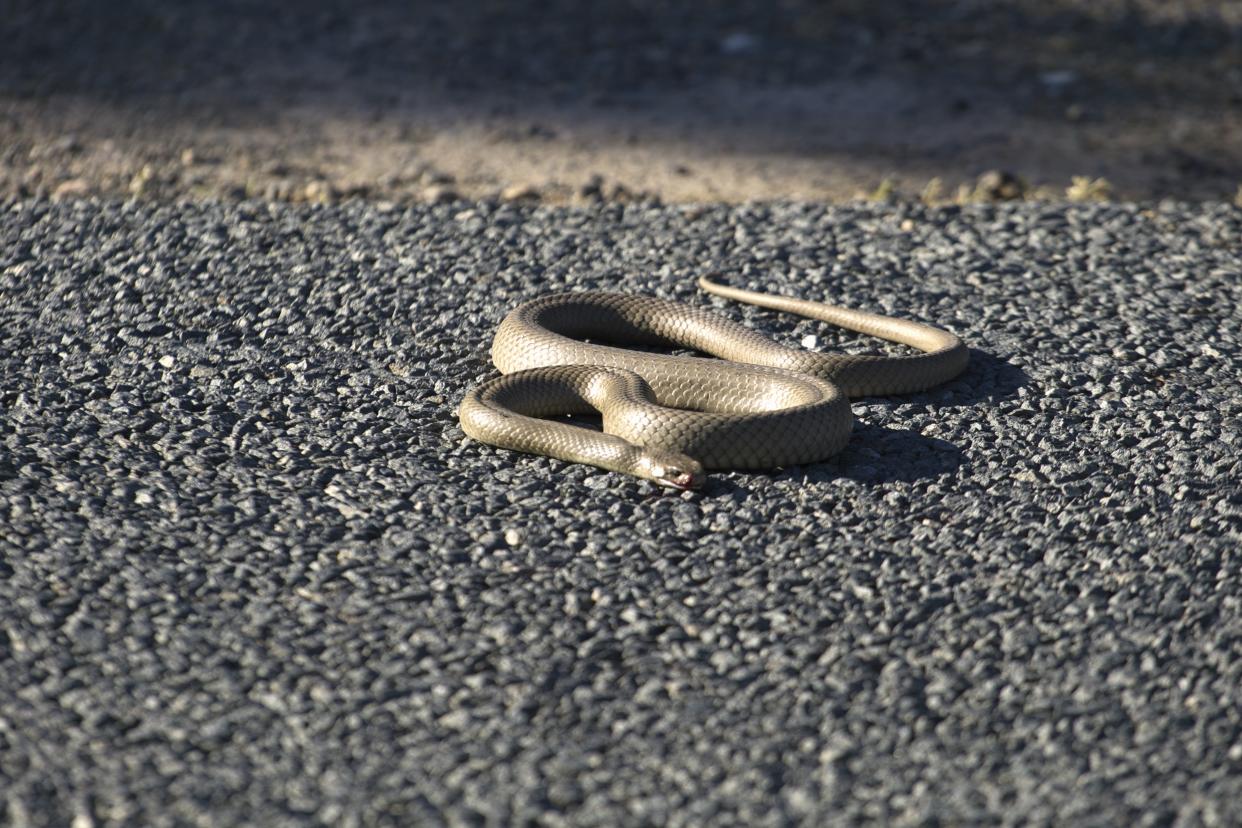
[2, 197, 1241, 826]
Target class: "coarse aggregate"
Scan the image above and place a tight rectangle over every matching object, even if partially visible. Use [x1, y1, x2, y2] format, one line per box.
[1, 197, 1240, 826]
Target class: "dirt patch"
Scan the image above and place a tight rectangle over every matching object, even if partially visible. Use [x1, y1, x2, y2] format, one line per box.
[4, 0, 1241, 204]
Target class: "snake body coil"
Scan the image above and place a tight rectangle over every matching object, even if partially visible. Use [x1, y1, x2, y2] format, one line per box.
[459, 276, 968, 489]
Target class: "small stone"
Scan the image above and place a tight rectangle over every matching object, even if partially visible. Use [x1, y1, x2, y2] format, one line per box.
[975, 170, 1025, 201]
[500, 184, 539, 202]
[423, 185, 459, 204]
[134, 490, 154, 506]
[801, 334, 819, 349]
[720, 32, 759, 55]
[579, 174, 605, 200]
[180, 148, 196, 165]
[504, 528, 523, 546]
[420, 170, 455, 186]
[1040, 69, 1079, 90]
[158, 355, 176, 369]
[603, 181, 636, 202]
[330, 501, 364, 520]
[129, 164, 155, 196]
[53, 135, 82, 154]
[584, 475, 611, 490]
[264, 181, 295, 201]
[52, 179, 90, 200]
[303, 181, 334, 204]
[438, 709, 471, 730]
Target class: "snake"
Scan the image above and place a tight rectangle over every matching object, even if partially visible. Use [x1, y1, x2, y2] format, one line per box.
[458, 275, 969, 489]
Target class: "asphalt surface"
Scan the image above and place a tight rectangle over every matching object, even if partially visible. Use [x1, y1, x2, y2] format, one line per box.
[1, 197, 1240, 825]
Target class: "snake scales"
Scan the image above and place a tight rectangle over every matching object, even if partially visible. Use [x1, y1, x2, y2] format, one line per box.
[458, 276, 969, 489]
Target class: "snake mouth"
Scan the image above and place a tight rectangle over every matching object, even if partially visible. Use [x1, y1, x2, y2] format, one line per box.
[660, 470, 705, 491]
[636, 450, 705, 491]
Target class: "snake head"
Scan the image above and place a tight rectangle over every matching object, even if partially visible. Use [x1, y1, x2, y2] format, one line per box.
[637, 450, 706, 491]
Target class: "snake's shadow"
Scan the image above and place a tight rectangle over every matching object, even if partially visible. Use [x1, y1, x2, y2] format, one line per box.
[703, 422, 965, 495]
[931, 347, 1030, 406]
[835, 421, 964, 484]
[701, 349, 1026, 494]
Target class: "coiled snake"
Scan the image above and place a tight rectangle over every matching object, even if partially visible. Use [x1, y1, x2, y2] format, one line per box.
[459, 276, 968, 489]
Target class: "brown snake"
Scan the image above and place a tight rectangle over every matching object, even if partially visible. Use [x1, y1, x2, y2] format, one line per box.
[458, 276, 968, 489]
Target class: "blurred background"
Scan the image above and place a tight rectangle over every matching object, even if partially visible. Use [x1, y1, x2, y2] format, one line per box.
[3, 0, 1240, 204]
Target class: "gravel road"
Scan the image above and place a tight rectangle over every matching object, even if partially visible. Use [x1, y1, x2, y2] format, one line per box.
[2, 198, 1240, 825]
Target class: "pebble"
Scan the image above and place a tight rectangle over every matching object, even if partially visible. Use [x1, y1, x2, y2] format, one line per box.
[500, 184, 540, 202]
[423, 185, 460, 204]
[51, 178, 89, 199]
